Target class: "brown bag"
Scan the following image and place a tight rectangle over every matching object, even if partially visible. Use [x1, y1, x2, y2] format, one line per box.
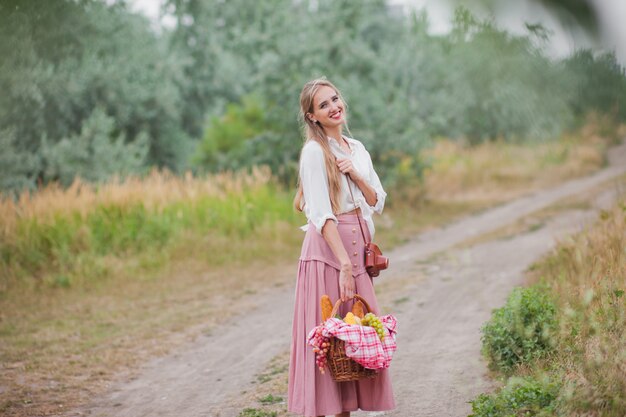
[364, 241, 389, 277]
[345, 174, 389, 278]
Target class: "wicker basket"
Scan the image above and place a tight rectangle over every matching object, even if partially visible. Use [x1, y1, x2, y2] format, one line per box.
[326, 294, 378, 382]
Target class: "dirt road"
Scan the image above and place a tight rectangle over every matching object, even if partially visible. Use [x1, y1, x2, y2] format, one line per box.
[79, 141, 626, 417]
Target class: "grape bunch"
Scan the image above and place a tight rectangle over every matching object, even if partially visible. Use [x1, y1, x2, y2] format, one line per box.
[311, 326, 330, 374]
[362, 313, 385, 342]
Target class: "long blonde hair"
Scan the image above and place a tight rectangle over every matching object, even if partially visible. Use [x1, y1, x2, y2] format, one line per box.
[293, 78, 349, 214]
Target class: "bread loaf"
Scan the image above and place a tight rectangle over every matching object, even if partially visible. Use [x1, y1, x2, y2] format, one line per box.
[320, 295, 333, 321]
[352, 300, 365, 318]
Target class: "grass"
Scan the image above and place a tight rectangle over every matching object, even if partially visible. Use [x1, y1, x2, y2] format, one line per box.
[0, 116, 623, 416]
[238, 408, 278, 417]
[419, 113, 624, 206]
[526, 197, 626, 415]
[258, 394, 283, 405]
[0, 166, 302, 292]
[471, 197, 626, 416]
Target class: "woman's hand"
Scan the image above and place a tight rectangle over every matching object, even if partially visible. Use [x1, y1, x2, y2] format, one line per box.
[336, 158, 362, 182]
[337, 157, 378, 207]
[320, 219, 355, 302]
[339, 263, 355, 302]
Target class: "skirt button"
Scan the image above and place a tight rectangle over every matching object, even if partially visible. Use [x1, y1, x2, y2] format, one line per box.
[352, 240, 357, 245]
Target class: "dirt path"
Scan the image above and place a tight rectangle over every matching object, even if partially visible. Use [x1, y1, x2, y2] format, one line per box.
[78, 141, 626, 417]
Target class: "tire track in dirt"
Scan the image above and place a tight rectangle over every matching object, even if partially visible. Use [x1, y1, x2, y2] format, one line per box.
[77, 140, 625, 417]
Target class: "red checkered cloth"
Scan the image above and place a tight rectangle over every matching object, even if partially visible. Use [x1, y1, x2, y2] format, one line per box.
[307, 315, 397, 370]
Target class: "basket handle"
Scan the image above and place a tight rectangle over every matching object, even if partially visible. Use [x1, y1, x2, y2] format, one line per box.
[329, 294, 373, 319]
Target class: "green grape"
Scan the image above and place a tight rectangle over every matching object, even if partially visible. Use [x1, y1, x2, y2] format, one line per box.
[362, 313, 385, 342]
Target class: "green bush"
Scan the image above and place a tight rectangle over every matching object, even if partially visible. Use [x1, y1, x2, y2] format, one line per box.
[469, 375, 559, 417]
[481, 286, 558, 373]
[41, 108, 148, 186]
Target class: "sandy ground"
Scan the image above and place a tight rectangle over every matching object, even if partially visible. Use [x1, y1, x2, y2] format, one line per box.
[76, 141, 626, 417]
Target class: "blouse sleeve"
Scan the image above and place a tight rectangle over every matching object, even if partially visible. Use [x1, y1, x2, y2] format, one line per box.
[300, 142, 338, 235]
[364, 148, 387, 214]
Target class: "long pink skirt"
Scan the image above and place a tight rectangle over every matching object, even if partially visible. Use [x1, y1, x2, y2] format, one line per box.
[288, 213, 395, 417]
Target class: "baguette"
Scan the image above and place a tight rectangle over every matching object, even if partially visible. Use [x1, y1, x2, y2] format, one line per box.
[320, 295, 333, 322]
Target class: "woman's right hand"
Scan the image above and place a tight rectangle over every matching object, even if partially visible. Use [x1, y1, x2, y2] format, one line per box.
[339, 264, 355, 302]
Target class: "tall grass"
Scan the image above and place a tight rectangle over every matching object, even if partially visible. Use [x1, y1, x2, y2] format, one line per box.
[0, 166, 300, 291]
[529, 198, 626, 415]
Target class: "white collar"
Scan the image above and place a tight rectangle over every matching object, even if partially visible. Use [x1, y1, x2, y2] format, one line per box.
[327, 135, 355, 156]
[326, 135, 355, 146]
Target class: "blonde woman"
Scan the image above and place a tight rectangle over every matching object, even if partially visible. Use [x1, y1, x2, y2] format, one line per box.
[288, 78, 395, 417]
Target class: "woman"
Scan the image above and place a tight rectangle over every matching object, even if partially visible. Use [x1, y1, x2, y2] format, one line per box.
[288, 77, 395, 417]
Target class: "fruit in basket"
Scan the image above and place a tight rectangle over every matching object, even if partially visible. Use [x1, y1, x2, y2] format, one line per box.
[311, 326, 330, 374]
[320, 295, 333, 321]
[362, 313, 385, 341]
[351, 300, 366, 318]
[343, 312, 357, 325]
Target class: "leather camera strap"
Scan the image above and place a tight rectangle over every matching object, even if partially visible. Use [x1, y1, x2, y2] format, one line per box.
[344, 173, 370, 245]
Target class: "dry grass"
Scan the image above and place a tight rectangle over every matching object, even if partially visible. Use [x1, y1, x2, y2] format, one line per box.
[0, 165, 299, 292]
[0, 166, 272, 238]
[420, 114, 624, 205]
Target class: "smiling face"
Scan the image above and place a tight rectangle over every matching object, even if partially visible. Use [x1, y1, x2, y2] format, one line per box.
[307, 85, 345, 129]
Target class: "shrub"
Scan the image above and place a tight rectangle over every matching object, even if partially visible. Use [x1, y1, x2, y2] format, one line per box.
[41, 108, 148, 186]
[481, 286, 558, 373]
[469, 375, 559, 417]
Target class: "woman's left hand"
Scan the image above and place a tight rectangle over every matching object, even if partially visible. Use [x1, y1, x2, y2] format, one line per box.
[336, 158, 362, 181]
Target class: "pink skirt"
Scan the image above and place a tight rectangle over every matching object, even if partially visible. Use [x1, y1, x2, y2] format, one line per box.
[288, 213, 395, 417]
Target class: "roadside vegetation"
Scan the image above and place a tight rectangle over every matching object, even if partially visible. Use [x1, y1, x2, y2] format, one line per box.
[471, 196, 626, 416]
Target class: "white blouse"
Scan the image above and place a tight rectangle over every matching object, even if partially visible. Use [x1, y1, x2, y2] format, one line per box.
[298, 135, 387, 239]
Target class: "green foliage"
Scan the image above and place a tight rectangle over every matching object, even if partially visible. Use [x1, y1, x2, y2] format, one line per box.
[177, 1, 626, 188]
[481, 286, 558, 373]
[195, 94, 275, 171]
[0, 128, 38, 193]
[2, 1, 626, 193]
[564, 49, 626, 120]
[0, 0, 191, 189]
[469, 375, 559, 417]
[41, 108, 148, 186]
[440, 8, 574, 143]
